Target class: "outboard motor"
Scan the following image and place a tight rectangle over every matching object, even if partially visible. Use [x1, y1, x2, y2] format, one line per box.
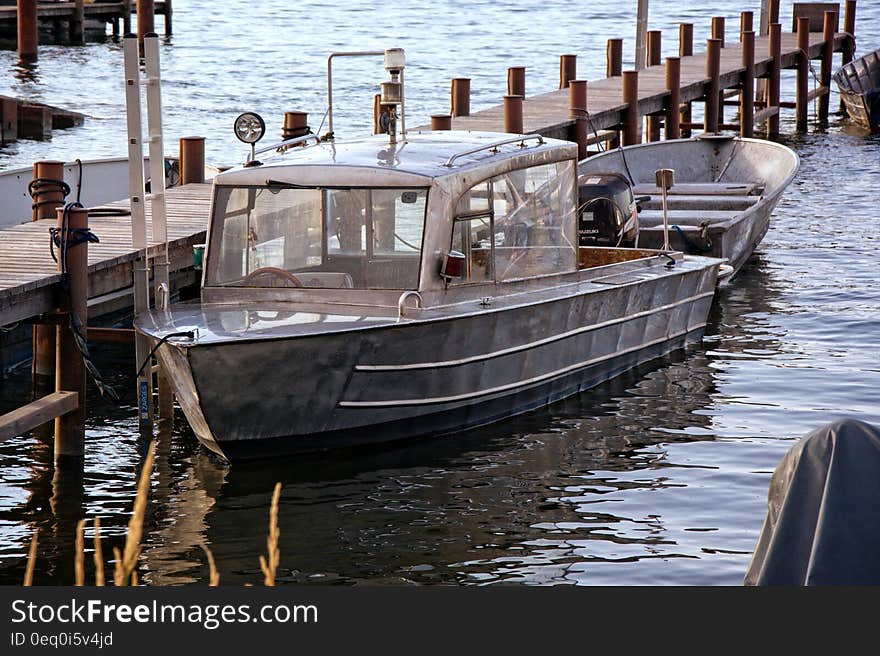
[577, 172, 642, 247]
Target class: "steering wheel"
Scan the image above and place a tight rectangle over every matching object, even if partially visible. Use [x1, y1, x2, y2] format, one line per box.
[242, 267, 303, 287]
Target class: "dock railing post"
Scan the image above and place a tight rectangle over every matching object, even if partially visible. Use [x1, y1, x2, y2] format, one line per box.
[136, 0, 155, 45]
[796, 16, 810, 132]
[679, 23, 693, 137]
[569, 79, 588, 159]
[451, 78, 470, 117]
[740, 31, 755, 138]
[17, 0, 38, 60]
[559, 55, 576, 89]
[840, 0, 856, 113]
[123, 0, 132, 34]
[164, 0, 173, 36]
[179, 136, 205, 185]
[705, 38, 721, 134]
[711, 17, 726, 127]
[621, 70, 640, 146]
[665, 57, 681, 139]
[606, 39, 623, 78]
[646, 31, 662, 142]
[767, 22, 781, 136]
[635, 0, 648, 70]
[70, 0, 85, 45]
[818, 10, 837, 123]
[53, 206, 88, 459]
[503, 95, 523, 134]
[507, 67, 526, 97]
[740, 11, 753, 41]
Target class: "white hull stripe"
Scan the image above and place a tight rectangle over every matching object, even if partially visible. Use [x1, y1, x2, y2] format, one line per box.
[339, 322, 707, 408]
[354, 289, 716, 372]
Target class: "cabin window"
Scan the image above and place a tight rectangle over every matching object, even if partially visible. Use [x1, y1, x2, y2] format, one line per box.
[209, 185, 427, 290]
[449, 160, 577, 284]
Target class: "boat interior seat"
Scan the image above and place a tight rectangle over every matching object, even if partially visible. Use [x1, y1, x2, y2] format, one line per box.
[632, 182, 765, 196]
[638, 210, 742, 227]
[639, 195, 760, 212]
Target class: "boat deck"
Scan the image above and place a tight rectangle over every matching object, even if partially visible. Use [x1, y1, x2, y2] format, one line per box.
[0, 183, 212, 327]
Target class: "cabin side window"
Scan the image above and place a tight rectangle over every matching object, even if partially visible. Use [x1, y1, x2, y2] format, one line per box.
[448, 161, 578, 285]
[208, 185, 428, 290]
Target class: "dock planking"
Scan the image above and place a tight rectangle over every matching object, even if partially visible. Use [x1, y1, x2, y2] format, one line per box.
[434, 31, 850, 138]
[0, 182, 211, 327]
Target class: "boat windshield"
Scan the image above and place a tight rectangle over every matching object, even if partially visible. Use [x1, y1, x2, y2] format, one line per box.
[208, 186, 428, 289]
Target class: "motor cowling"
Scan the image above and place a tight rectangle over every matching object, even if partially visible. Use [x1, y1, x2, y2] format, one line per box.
[577, 172, 640, 247]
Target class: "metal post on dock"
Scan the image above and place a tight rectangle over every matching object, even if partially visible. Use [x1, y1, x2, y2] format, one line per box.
[646, 31, 662, 142]
[740, 31, 755, 138]
[621, 70, 640, 146]
[679, 23, 693, 137]
[796, 16, 810, 132]
[17, 0, 38, 60]
[503, 95, 523, 135]
[740, 11, 753, 41]
[179, 136, 205, 185]
[430, 114, 452, 130]
[767, 22, 781, 136]
[818, 10, 838, 123]
[507, 67, 526, 97]
[606, 39, 623, 78]
[70, 0, 85, 46]
[137, 0, 155, 45]
[665, 57, 681, 140]
[53, 205, 88, 459]
[559, 55, 576, 89]
[704, 39, 721, 134]
[451, 78, 470, 117]
[569, 79, 588, 159]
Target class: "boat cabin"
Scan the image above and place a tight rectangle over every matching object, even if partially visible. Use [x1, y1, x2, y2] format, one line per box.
[202, 131, 656, 308]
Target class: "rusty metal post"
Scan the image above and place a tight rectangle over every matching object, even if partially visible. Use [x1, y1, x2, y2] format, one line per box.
[431, 114, 452, 131]
[179, 136, 205, 185]
[559, 55, 577, 89]
[503, 95, 523, 134]
[136, 0, 155, 44]
[123, 0, 132, 34]
[705, 39, 721, 134]
[665, 57, 681, 140]
[818, 10, 837, 123]
[70, 0, 85, 45]
[54, 206, 88, 459]
[451, 78, 470, 117]
[645, 31, 662, 142]
[768, 23, 782, 136]
[740, 31, 755, 138]
[606, 39, 623, 77]
[507, 67, 526, 97]
[740, 11, 753, 40]
[796, 16, 810, 132]
[17, 0, 38, 60]
[622, 70, 640, 146]
[679, 24, 694, 137]
[569, 80, 588, 159]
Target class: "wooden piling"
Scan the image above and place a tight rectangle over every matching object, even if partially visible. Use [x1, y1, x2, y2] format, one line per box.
[769, 0, 779, 25]
[665, 57, 681, 140]
[606, 39, 623, 78]
[507, 67, 526, 97]
[179, 136, 205, 185]
[740, 11, 753, 40]
[430, 114, 452, 131]
[679, 24, 694, 137]
[796, 16, 810, 132]
[646, 31, 662, 142]
[559, 55, 576, 89]
[569, 79, 588, 159]
[17, 0, 38, 60]
[767, 22, 782, 136]
[740, 31, 755, 138]
[841, 0, 857, 113]
[818, 10, 837, 123]
[136, 0, 155, 43]
[503, 95, 523, 134]
[621, 70, 640, 146]
[704, 39, 721, 134]
[282, 111, 308, 140]
[165, 0, 173, 36]
[70, 0, 85, 45]
[123, 0, 132, 34]
[451, 78, 470, 117]
[711, 17, 726, 47]
[54, 206, 88, 459]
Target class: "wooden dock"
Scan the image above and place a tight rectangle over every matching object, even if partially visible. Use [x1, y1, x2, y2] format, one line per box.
[0, 182, 210, 328]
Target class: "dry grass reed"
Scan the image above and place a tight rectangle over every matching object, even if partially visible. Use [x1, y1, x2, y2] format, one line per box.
[74, 519, 86, 586]
[93, 517, 105, 586]
[200, 544, 220, 586]
[259, 482, 282, 586]
[113, 441, 156, 586]
[23, 528, 39, 586]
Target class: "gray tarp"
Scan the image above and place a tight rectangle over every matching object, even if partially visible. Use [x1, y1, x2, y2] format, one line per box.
[744, 418, 880, 585]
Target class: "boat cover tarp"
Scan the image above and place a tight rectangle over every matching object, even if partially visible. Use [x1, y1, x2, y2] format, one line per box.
[744, 419, 880, 585]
